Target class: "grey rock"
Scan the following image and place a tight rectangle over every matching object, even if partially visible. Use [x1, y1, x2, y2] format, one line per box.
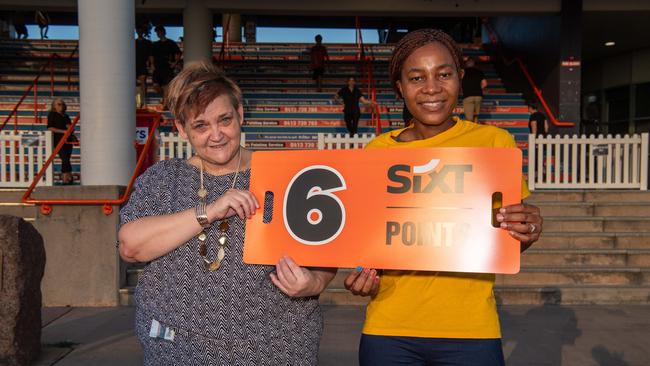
[0, 215, 46, 366]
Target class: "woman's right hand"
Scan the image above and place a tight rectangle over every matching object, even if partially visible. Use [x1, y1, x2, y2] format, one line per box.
[344, 268, 380, 296]
[207, 189, 259, 222]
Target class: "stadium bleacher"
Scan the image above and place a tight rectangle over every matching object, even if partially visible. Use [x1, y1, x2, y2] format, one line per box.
[0, 39, 531, 183]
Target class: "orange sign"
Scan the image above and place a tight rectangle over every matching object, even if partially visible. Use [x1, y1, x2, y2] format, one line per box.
[244, 148, 523, 274]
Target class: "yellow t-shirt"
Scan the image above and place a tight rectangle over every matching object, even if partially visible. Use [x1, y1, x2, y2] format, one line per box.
[363, 117, 530, 339]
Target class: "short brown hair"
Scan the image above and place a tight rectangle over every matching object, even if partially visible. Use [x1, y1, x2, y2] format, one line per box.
[166, 61, 242, 124]
[389, 29, 464, 99]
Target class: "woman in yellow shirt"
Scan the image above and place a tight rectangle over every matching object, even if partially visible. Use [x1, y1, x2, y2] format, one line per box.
[344, 29, 543, 366]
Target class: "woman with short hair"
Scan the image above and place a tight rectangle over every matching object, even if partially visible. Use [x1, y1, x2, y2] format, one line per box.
[118, 62, 335, 365]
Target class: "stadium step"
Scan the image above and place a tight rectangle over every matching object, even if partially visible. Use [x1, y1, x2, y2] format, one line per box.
[496, 267, 650, 286]
[521, 249, 650, 267]
[543, 216, 650, 233]
[534, 232, 650, 250]
[529, 190, 650, 203]
[493, 285, 650, 305]
[533, 201, 650, 217]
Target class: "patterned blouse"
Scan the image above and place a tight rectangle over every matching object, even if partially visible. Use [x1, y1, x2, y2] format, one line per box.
[120, 159, 323, 365]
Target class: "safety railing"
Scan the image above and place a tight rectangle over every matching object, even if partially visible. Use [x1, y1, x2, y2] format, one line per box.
[355, 16, 382, 135]
[217, 15, 232, 62]
[481, 20, 574, 128]
[528, 133, 649, 190]
[0, 45, 79, 133]
[21, 113, 163, 215]
[0, 130, 53, 187]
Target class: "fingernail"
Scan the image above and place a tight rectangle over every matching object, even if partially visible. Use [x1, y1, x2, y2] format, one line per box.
[363, 268, 369, 274]
[500, 208, 506, 213]
[500, 222, 508, 229]
[509, 231, 516, 235]
[356, 266, 362, 273]
[496, 214, 503, 221]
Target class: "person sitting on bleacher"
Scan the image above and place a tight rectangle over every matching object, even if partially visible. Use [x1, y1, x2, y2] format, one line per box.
[47, 99, 74, 185]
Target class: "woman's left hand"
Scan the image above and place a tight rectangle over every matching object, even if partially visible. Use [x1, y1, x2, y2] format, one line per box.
[270, 256, 325, 298]
[496, 203, 543, 251]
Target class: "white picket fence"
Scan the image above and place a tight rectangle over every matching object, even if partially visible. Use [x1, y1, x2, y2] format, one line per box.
[7, 131, 647, 191]
[159, 132, 375, 160]
[317, 133, 376, 149]
[0, 131, 53, 187]
[528, 133, 649, 190]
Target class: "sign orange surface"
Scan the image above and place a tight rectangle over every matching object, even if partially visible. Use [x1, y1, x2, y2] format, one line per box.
[244, 148, 523, 274]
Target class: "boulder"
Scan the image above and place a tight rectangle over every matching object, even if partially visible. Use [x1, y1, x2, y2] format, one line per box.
[0, 215, 46, 366]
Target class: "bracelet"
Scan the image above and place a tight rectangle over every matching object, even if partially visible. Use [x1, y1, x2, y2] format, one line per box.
[195, 202, 210, 228]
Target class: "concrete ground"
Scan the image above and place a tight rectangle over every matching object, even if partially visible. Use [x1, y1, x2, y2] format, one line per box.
[34, 305, 650, 366]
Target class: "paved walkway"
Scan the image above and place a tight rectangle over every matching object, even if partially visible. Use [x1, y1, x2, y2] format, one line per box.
[35, 305, 650, 366]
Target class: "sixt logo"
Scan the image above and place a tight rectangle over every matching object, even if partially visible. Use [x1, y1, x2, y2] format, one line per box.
[387, 159, 472, 194]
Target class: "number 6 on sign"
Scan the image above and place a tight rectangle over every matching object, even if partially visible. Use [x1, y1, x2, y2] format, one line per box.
[284, 166, 347, 245]
[244, 148, 524, 274]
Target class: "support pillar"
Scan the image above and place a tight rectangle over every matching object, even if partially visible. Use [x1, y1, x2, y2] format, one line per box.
[78, 0, 135, 185]
[223, 13, 242, 43]
[183, 0, 213, 66]
[559, 0, 582, 134]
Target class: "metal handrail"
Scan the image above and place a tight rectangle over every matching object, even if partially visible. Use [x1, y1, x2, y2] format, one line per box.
[217, 15, 232, 62]
[482, 20, 574, 127]
[355, 16, 382, 134]
[0, 45, 79, 133]
[21, 113, 162, 215]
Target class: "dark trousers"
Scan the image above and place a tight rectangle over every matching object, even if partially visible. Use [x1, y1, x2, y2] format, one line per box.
[56, 142, 73, 173]
[344, 108, 361, 135]
[359, 334, 505, 366]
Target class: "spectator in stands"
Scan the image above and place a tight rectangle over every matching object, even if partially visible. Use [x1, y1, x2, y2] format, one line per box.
[118, 62, 335, 365]
[34, 10, 50, 39]
[151, 25, 181, 108]
[334, 76, 377, 135]
[528, 103, 549, 136]
[47, 99, 74, 185]
[135, 24, 153, 108]
[12, 12, 28, 39]
[344, 28, 543, 366]
[583, 97, 601, 134]
[310, 34, 329, 92]
[461, 57, 487, 123]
